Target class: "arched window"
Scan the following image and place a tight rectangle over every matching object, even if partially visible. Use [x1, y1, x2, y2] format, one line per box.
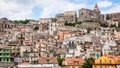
[81, 12, 84, 16]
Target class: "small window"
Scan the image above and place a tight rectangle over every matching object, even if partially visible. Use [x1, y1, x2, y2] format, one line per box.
[94, 65, 96, 68]
[105, 59, 106, 62]
[110, 60, 111, 64]
[105, 65, 106, 68]
[100, 59, 102, 63]
[81, 12, 83, 16]
[100, 65, 102, 68]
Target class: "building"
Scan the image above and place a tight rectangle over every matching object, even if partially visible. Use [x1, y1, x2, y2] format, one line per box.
[92, 55, 120, 68]
[59, 30, 75, 42]
[105, 12, 120, 21]
[0, 45, 11, 62]
[49, 23, 64, 35]
[0, 45, 15, 67]
[39, 18, 56, 24]
[29, 19, 39, 25]
[78, 4, 101, 22]
[55, 11, 77, 23]
[62, 58, 85, 68]
[18, 57, 59, 68]
[64, 11, 77, 23]
[55, 13, 65, 23]
[0, 18, 15, 30]
[104, 12, 120, 26]
[92, 55, 116, 68]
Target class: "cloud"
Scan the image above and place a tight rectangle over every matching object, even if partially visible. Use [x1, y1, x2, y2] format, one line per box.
[0, 0, 87, 19]
[103, 4, 120, 14]
[97, 0, 112, 8]
[0, 0, 35, 20]
[37, 0, 87, 18]
[0, 0, 118, 20]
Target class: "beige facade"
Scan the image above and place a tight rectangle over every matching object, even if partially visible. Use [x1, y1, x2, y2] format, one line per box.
[64, 11, 77, 23]
[55, 11, 77, 23]
[0, 18, 15, 30]
[105, 12, 120, 23]
[78, 4, 101, 22]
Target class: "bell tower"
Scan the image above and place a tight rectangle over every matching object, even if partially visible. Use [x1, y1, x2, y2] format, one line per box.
[94, 4, 100, 13]
[94, 4, 101, 21]
[94, 4, 99, 11]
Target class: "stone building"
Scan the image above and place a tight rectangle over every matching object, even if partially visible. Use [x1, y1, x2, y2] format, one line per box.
[105, 12, 120, 21]
[105, 12, 120, 25]
[55, 13, 64, 23]
[55, 11, 77, 23]
[39, 18, 56, 24]
[78, 4, 101, 22]
[64, 11, 77, 23]
[0, 18, 15, 30]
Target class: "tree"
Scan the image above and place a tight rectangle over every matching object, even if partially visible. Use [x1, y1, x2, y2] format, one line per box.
[64, 21, 82, 26]
[82, 57, 94, 68]
[14, 19, 30, 24]
[34, 26, 39, 30]
[83, 20, 95, 22]
[57, 57, 64, 66]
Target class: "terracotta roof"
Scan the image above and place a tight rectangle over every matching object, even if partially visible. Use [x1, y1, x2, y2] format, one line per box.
[38, 57, 58, 64]
[0, 45, 11, 48]
[109, 55, 120, 63]
[64, 58, 85, 65]
[21, 61, 29, 64]
[24, 40, 30, 42]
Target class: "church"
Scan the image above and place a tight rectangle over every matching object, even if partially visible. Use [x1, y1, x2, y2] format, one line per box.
[78, 4, 101, 22]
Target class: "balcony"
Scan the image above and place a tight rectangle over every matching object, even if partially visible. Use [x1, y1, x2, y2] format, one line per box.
[0, 50, 11, 53]
[0, 54, 11, 57]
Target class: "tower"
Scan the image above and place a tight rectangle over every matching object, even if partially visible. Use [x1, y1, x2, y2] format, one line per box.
[94, 4, 101, 21]
[94, 4, 99, 12]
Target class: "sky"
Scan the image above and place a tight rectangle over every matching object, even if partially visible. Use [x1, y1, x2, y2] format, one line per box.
[0, 0, 120, 20]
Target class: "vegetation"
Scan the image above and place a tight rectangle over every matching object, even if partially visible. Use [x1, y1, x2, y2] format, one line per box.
[57, 57, 64, 66]
[65, 21, 82, 26]
[83, 20, 96, 22]
[34, 26, 39, 30]
[82, 57, 94, 68]
[101, 22, 120, 28]
[14, 19, 30, 24]
[64, 20, 98, 26]
[110, 24, 117, 28]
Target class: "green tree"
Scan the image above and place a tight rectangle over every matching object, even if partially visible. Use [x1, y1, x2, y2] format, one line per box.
[82, 57, 94, 68]
[64, 21, 82, 26]
[110, 24, 116, 28]
[83, 20, 95, 22]
[57, 57, 64, 66]
[75, 21, 82, 24]
[14, 19, 30, 24]
[34, 26, 39, 30]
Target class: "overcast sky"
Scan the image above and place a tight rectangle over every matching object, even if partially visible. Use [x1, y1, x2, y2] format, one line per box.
[0, 0, 120, 20]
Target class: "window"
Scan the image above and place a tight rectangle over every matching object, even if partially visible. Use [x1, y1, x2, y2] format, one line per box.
[94, 65, 96, 68]
[100, 59, 102, 63]
[81, 12, 83, 16]
[104, 59, 106, 62]
[105, 65, 106, 68]
[100, 65, 102, 68]
[110, 60, 111, 64]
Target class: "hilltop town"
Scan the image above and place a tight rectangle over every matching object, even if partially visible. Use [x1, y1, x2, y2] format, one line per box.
[0, 4, 120, 68]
